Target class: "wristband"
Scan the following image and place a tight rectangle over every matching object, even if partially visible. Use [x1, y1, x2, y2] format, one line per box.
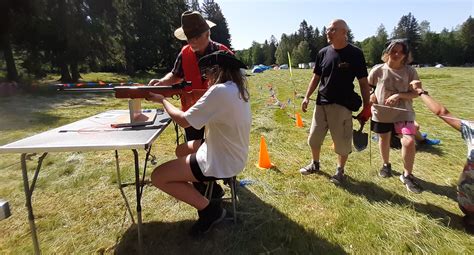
[418, 90, 429, 96]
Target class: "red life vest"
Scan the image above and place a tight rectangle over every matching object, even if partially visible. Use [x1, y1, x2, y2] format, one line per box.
[180, 42, 232, 110]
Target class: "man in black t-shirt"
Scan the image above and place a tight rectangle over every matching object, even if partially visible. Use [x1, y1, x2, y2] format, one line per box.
[299, 19, 371, 184]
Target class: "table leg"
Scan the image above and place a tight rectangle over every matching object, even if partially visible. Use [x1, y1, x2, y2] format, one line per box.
[20, 153, 40, 255]
[132, 149, 143, 255]
[115, 150, 136, 224]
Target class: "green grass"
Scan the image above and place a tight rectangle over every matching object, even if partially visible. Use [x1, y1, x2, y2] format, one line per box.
[1, 68, 473, 254]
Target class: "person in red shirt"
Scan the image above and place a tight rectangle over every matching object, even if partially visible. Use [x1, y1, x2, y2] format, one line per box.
[148, 11, 232, 198]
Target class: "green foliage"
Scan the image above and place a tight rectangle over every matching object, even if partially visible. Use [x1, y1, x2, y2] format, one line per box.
[292, 40, 311, 65]
[459, 16, 474, 63]
[202, 0, 232, 49]
[1, 0, 239, 83]
[250, 41, 264, 65]
[360, 24, 388, 67]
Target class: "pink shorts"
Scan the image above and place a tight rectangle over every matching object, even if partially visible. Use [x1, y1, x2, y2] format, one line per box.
[394, 121, 416, 135]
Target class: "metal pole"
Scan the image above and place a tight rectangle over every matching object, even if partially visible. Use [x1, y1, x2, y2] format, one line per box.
[132, 150, 143, 254]
[20, 153, 41, 255]
[115, 150, 135, 224]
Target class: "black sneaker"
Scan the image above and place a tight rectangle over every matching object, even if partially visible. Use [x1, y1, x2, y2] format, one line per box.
[189, 201, 227, 237]
[379, 163, 392, 178]
[399, 174, 423, 193]
[299, 161, 320, 175]
[330, 167, 345, 184]
[193, 182, 225, 199]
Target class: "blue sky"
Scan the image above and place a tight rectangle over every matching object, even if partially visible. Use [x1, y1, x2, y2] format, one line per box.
[214, 0, 473, 50]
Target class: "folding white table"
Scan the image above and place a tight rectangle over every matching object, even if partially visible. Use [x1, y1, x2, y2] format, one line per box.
[0, 109, 172, 254]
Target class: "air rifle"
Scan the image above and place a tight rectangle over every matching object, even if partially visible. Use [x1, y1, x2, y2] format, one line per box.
[55, 81, 193, 99]
[55, 81, 207, 126]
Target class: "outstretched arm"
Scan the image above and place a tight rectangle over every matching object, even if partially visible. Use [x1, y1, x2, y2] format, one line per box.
[411, 80, 461, 131]
[148, 72, 184, 86]
[147, 93, 190, 128]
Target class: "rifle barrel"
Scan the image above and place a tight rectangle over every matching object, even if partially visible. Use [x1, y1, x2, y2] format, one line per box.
[59, 87, 115, 92]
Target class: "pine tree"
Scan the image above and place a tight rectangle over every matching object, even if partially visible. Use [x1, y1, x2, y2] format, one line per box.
[392, 12, 421, 62]
[201, 0, 232, 48]
[460, 16, 474, 64]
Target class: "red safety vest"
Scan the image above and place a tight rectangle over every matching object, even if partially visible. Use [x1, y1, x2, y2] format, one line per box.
[180, 43, 232, 110]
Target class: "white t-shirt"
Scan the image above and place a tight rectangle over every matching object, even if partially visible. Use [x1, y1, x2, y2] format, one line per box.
[368, 63, 418, 123]
[184, 81, 251, 178]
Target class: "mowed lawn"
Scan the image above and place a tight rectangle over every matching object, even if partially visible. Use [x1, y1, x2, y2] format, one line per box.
[0, 68, 473, 254]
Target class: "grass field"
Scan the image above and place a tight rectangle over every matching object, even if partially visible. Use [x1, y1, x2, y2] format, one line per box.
[0, 68, 473, 254]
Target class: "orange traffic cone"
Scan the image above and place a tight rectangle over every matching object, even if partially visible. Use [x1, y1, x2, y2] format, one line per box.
[256, 135, 273, 169]
[295, 112, 303, 127]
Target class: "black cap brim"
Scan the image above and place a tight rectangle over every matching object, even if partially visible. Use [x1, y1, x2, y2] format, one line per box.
[199, 51, 247, 70]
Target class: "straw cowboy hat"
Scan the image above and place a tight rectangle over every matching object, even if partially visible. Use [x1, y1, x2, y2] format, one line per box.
[174, 11, 216, 41]
[199, 51, 247, 70]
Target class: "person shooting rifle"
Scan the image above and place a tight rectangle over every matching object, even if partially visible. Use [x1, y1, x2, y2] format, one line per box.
[147, 10, 233, 199]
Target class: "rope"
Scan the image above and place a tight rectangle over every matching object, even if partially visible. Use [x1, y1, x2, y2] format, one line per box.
[373, 103, 471, 122]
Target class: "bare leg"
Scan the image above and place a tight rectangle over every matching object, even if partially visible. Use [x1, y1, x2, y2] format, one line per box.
[151, 155, 209, 210]
[379, 132, 391, 165]
[311, 147, 321, 162]
[175, 140, 202, 157]
[401, 134, 416, 176]
[337, 154, 348, 168]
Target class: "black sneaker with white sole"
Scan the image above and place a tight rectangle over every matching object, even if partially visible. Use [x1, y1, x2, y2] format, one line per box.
[299, 161, 320, 175]
[330, 167, 345, 184]
[379, 163, 392, 178]
[399, 174, 423, 193]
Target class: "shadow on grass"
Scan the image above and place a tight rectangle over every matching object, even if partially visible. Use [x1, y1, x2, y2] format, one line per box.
[416, 144, 445, 156]
[322, 173, 464, 231]
[114, 186, 346, 254]
[416, 178, 458, 201]
[0, 93, 116, 132]
[373, 169, 457, 202]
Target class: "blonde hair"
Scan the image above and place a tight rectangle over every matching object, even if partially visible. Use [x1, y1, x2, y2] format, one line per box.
[207, 65, 249, 102]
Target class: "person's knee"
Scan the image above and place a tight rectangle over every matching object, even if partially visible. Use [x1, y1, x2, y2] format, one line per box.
[151, 166, 166, 188]
[308, 136, 322, 149]
[175, 145, 186, 157]
[401, 135, 415, 148]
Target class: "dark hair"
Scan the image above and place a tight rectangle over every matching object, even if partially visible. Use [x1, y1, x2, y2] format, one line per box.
[382, 39, 413, 64]
[206, 65, 249, 102]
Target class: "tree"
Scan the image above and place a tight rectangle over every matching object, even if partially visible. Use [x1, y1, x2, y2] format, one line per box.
[347, 29, 355, 43]
[0, 0, 30, 81]
[235, 49, 252, 67]
[363, 24, 388, 66]
[275, 34, 291, 65]
[419, 20, 431, 37]
[202, 0, 231, 49]
[392, 12, 421, 62]
[460, 16, 474, 64]
[187, 0, 201, 11]
[250, 41, 264, 65]
[418, 31, 441, 65]
[261, 36, 277, 65]
[439, 28, 463, 65]
[292, 40, 311, 65]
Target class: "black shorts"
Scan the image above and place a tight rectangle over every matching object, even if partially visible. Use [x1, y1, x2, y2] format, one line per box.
[371, 120, 394, 134]
[185, 126, 205, 141]
[190, 154, 218, 182]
